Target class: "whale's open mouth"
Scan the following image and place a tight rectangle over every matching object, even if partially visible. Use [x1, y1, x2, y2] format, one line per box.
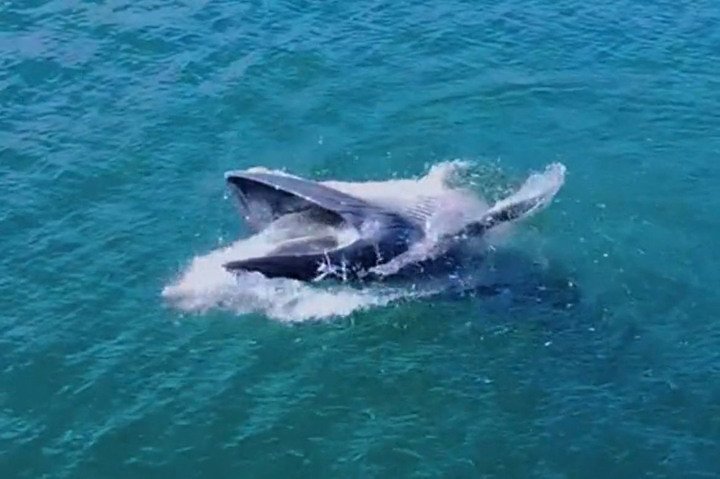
[222, 170, 425, 280]
[224, 172, 361, 258]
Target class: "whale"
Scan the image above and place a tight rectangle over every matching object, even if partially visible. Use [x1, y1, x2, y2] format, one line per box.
[222, 164, 565, 282]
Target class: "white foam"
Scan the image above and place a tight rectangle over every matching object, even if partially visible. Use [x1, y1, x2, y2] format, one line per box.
[485, 163, 566, 219]
[162, 161, 566, 322]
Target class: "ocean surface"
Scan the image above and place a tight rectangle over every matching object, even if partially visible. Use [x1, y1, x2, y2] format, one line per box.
[2, 0, 720, 477]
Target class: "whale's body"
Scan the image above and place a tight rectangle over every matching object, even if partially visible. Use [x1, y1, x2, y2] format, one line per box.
[222, 164, 566, 282]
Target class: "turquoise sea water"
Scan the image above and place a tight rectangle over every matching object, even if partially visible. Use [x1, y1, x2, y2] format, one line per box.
[2, 0, 720, 477]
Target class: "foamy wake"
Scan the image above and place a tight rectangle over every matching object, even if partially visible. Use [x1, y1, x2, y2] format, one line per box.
[162, 161, 565, 322]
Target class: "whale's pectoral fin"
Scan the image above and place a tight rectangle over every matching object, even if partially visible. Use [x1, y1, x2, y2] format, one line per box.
[459, 163, 566, 236]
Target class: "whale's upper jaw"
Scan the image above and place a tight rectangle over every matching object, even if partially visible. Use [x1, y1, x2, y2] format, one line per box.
[224, 170, 380, 232]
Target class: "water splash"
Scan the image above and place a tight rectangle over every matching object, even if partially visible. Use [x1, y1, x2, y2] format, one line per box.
[162, 161, 566, 322]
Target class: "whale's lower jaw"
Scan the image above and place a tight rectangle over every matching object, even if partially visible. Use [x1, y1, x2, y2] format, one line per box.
[224, 234, 415, 282]
[225, 253, 333, 281]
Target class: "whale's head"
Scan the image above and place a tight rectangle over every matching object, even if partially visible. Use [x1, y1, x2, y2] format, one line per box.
[222, 170, 423, 281]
